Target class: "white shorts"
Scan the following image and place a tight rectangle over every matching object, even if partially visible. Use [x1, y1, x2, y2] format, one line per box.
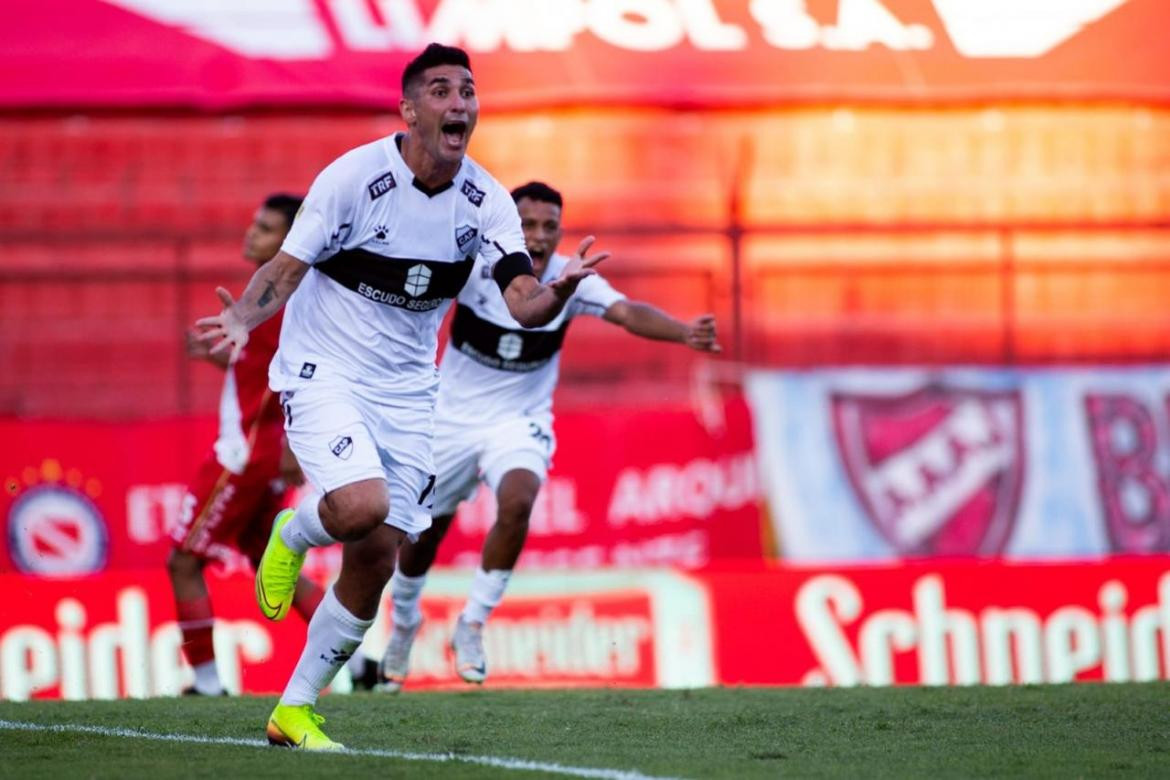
[431, 413, 555, 516]
[280, 382, 436, 537]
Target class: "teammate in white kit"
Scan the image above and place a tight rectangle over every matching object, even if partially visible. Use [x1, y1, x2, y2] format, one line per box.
[377, 181, 720, 691]
[194, 46, 606, 751]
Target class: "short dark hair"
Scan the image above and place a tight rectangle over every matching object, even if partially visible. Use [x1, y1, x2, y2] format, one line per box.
[511, 181, 563, 209]
[401, 43, 472, 95]
[263, 193, 303, 230]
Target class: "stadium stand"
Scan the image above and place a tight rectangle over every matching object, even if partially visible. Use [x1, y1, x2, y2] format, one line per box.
[1, 106, 1168, 417]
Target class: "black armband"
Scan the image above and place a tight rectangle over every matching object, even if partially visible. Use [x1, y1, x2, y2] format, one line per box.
[492, 252, 535, 293]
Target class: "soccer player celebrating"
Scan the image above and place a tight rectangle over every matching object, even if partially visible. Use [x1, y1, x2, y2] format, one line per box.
[195, 45, 605, 751]
[377, 181, 720, 692]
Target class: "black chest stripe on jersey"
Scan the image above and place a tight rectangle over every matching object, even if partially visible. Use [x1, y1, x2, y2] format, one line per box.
[316, 248, 474, 312]
[450, 303, 570, 372]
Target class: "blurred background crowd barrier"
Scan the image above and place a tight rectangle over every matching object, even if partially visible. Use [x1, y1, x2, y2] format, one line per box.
[2, 0, 1169, 697]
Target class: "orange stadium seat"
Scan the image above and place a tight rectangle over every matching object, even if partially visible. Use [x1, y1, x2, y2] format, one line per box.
[744, 232, 1006, 365]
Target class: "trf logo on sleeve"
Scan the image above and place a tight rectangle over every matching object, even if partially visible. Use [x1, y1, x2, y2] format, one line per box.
[368, 171, 397, 200]
[461, 180, 485, 207]
[831, 385, 1024, 556]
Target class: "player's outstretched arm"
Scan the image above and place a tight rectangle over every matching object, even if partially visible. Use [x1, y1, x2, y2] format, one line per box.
[184, 328, 231, 369]
[604, 302, 721, 353]
[193, 250, 310, 363]
[501, 236, 610, 328]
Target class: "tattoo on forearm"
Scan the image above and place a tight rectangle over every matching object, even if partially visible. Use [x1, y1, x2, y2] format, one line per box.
[257, 282, 277, 308]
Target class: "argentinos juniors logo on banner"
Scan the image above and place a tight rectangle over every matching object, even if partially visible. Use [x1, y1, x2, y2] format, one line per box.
[4, 459, 108, 575]
[831, 385, 1024, 556]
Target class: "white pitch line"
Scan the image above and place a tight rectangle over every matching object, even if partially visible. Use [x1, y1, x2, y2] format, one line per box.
[0, 719, 680, 780]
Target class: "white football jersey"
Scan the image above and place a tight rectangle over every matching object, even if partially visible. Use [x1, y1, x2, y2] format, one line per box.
[270, 133, 527, 406]
[437, 252, 626, 423]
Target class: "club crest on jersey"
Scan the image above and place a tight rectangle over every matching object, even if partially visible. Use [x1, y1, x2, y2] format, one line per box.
[831, 384, 1024, 557]
[404, 264, 432, 297]
[461, 180, 485, 207]
[367, 171, 396, 200]
[455, 225, 478, 254]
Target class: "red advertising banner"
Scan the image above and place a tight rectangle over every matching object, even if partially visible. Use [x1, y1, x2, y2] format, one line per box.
[433, 398, 761, 570]
[3, 0, 1167, 110]
[0, 399, 762, 577]
[708, 558, 1170, 686]
[3, 559, 1168, 699]
[0, 570, 306, 700]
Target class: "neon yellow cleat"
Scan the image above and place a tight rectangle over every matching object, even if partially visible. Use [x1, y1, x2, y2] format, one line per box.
[266, 703, 344, 751]
[255, 509, 305, 622]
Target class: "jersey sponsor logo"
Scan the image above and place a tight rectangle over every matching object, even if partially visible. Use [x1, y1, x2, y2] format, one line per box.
[329, 435, 354, 460]
[316, 248, 475, 312]
[356, 282, 444, 311]
[8, 485, 109, 575]
[367, 171, 396, 200]
[497, 333, 523, 360]
[455, 224, 478, 254]
[830, 385, 1024, 556]
[460, 180, 485, 207]
[450, 303, 569, 372]
[299, 362, 316, 379]
[371, 224, 390, 245]
[404, 264, 432, 296]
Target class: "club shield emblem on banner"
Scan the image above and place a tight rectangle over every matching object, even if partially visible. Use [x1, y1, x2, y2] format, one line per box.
[831, 385, 1024, 555]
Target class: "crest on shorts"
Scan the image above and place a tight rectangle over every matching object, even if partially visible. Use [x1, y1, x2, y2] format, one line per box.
[831, 384, 1024, 556]
[329, 436, 354, 460]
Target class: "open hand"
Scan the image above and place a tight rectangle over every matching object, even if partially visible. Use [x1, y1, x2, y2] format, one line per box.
[194, 287, 249, 364]
[686, 314, 721, 353]
[548, 236, 610, 300]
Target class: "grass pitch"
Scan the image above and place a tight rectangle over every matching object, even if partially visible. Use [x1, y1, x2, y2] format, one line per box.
[1, 684, 1168, 778]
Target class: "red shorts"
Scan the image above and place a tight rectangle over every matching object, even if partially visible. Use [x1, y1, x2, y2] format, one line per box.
[170, 449, 290, 566]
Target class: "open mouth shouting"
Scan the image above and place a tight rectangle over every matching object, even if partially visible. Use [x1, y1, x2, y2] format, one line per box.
[441, 119, 468, 153]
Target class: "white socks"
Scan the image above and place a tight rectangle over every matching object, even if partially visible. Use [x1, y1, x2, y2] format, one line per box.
[344, 650, 370, 678]
[192, 660, 224, 695]
[280, 587, 373, 706]
[280, 492, 336, 554]
[390, 570, 427, 629]
[461, 568, 512, 625]
[391, 568, 512, 628]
